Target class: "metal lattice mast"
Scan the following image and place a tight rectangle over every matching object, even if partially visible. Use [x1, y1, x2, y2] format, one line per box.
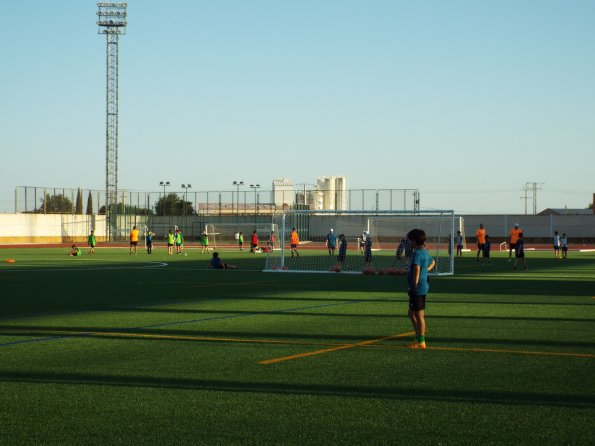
[97, 2, 127, 240]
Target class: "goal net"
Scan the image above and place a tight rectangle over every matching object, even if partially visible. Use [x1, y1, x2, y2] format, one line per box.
[205, 223, 280, 250]
[264, 210, 455, 275]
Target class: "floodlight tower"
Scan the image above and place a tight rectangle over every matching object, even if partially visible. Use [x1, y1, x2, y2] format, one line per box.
[97, 2, 127, 240]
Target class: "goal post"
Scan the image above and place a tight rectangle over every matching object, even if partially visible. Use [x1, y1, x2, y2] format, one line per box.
[264, 210, 455, 275]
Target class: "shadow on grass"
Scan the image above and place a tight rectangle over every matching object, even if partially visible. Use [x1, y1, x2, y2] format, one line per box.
[0, 370, 593, 409]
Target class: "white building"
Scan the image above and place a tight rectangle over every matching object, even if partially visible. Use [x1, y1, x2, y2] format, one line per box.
[315, 176, 347, 210]
[271, 176, 348, 210]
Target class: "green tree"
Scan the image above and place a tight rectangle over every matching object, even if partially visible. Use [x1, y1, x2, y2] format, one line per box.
[38, 194, 74, 213]
[588, 202, 593, 210]
[114, 203, 154, 215]
[97, 203, 153, 216]
[75, 189, 83, 214]
[154, 193, 194, 216]
[86, 192, 94, 215]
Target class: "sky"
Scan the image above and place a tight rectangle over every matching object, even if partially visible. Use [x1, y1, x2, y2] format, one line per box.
[1, 0, 594, 214]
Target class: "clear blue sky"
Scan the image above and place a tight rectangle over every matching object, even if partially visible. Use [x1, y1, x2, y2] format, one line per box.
[1, 0, 593, 214]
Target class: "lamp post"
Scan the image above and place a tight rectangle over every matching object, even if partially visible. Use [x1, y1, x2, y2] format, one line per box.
[233, 181, 244, 233]
[250, 184, 260, 225]
[181, 184, 191, 233]
[159, 181, 170, 216]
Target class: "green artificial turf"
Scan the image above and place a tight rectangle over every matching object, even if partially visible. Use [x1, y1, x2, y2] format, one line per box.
[0, 247, 594, 445]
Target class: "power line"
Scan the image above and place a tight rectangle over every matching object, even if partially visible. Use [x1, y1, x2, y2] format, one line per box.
[521, 182, 544, 215]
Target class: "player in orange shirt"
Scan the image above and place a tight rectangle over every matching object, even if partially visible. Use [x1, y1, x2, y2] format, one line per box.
[290, 227, 300, 258]
[129, 225, 140, 255]
[508, 223, 522, 262]
[476, 223, 486, 262]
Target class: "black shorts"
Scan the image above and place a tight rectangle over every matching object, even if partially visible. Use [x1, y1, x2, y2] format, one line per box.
[408, 289, 426, 311]
[130, 241, 138, 247]
[562, 246, 568, 252]
[509, 243, 516, 250]
[477, 243, 485, 250]
[553, 245, 560, 250]
[290, 244, 297, 249]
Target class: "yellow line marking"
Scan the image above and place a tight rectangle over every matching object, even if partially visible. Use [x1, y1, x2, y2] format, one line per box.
[257, 331, 415, 365]
[0, 328, 343, 348]
[2, 328, 592, 360]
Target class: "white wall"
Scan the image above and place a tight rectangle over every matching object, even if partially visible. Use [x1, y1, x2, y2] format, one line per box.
[0, 214, 106, 243]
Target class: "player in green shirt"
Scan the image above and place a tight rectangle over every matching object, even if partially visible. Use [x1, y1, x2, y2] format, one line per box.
[167, 230, 175, 255]
[175, 229, 184, 254]
[87, 230, 96, 255]
[200, 230, 210, 254]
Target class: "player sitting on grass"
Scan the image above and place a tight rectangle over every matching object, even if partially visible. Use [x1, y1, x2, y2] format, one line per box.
[406, 229, 436, 349]
[208, 252, 238, 269]
[68, 244, 82, 256]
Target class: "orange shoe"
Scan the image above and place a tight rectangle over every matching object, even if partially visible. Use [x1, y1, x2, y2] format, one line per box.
[408, 341, 427, 349]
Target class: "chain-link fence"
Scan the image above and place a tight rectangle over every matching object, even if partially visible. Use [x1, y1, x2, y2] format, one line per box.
[14, 186, 420, 215]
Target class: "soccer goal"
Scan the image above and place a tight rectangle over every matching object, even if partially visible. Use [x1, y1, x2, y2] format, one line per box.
[205, 223, 280, 249]
[264, 210, 455, 275]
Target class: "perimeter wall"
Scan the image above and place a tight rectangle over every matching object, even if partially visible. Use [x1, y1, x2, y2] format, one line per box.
[0, 213, 594, 244]
[460, 214, 595, 243]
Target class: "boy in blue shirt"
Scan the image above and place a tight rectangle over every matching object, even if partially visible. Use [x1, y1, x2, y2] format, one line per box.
[334, 233, 351, 270]
[482, 234, 492, 265]
[406, 229, 436, 349]
[208, 252, 238, 269]
[326, 228, 337, 256]
[145, 230, 154, 254]
[513, 232, 527, 271]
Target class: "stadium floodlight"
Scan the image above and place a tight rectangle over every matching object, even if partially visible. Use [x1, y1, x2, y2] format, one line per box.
[233, 181, 244, 232]
[97, 2, 127, 241]
[250, 184, 261, 220]
[159, 181, 170, 216]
